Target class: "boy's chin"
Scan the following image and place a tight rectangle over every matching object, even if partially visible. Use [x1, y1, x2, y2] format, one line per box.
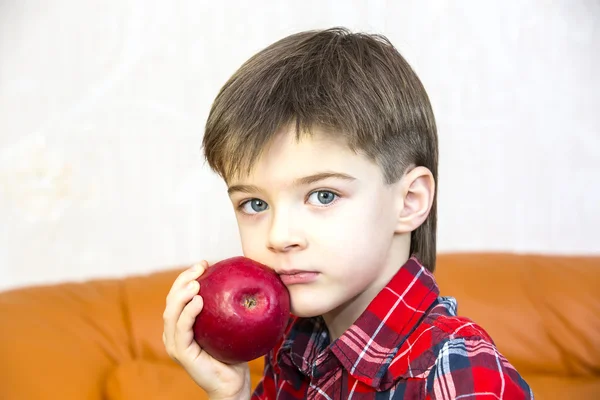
[289, 302, 328, 319]
[290, 306, 319, 318]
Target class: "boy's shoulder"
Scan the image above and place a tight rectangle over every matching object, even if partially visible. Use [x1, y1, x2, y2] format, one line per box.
[423, 295, 497, 344]
[387, 296, 532, 398]
[387, 295, 497, 379]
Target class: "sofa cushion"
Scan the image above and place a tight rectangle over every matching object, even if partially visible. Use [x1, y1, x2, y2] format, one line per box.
[435, 253, 600, 376]
[105, 359, 266, 400]
[0, 278, 133, 400]
[105, 360, 207, 400]
[123, 269, 181, 362]
[523, 374, 600, 399]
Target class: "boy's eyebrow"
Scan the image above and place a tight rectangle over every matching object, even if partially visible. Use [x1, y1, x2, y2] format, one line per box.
[227, 172, 356, 196]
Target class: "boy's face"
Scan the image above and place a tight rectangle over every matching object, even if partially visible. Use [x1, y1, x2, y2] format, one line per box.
[226, 126, 409, 322]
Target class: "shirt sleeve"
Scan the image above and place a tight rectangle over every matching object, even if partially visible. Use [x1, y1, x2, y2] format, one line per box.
[251, 351, 277, 400]
[425, 337, 534, 399]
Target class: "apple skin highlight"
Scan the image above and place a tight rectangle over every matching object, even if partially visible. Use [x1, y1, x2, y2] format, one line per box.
[192, 256, 291, 364]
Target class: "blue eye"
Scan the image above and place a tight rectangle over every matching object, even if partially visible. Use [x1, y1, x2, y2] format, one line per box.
[307, 191, 337, 205]
[240, 199, 269, 214]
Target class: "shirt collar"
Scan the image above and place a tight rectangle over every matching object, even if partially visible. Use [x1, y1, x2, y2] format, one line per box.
[276, 257, 440, 390]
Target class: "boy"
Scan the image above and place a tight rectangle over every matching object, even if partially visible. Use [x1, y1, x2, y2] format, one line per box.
[163, 27, 533, 399]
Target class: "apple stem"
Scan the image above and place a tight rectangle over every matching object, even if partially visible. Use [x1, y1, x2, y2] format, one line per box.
[243, 296, 257, 309]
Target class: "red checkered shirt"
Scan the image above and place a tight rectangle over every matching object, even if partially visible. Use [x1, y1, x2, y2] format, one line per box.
[252, 257, 533, 399]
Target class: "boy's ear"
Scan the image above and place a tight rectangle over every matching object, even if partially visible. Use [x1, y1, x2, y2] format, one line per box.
[394, 166, 435, 234]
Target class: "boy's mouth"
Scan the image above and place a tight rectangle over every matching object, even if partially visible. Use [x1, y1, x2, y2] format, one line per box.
[278, 271, 319, 285]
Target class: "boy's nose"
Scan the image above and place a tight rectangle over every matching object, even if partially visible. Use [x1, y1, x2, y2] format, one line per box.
[267, 211, 307, 253]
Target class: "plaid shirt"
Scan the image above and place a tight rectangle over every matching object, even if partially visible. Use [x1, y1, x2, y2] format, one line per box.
[252, 257, 533, 399]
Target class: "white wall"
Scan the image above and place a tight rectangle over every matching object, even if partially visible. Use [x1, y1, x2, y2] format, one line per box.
[1, 0, 598, 291]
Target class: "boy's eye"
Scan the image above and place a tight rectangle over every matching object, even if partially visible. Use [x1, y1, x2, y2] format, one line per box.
[240, 199, 269, 214]
[307, 190, 338, 206]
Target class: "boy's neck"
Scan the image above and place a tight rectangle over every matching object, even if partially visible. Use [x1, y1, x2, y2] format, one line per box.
[322, 236, 411, 341]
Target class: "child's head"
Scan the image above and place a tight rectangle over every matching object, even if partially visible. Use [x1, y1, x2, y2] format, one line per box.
[202, 27, 438, 318]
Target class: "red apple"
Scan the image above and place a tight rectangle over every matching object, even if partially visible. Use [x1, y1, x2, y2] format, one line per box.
[192, 256, 291, 364]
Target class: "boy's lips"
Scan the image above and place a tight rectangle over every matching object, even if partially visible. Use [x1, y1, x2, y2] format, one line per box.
[278, 270, 319, 285]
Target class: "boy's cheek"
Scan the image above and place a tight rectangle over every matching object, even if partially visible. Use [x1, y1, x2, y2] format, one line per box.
[238, 228, 269, 259]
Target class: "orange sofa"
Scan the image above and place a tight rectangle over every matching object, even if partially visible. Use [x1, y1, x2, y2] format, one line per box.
[1, 253, 598, 399]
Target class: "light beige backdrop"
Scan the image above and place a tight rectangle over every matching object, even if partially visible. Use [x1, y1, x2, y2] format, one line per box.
[1, 0, 599, 291]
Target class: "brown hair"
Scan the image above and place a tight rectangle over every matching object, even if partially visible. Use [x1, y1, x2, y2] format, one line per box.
[202, 27, 439, 271]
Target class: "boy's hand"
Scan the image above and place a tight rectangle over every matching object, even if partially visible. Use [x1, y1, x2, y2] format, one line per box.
[163, 260, 251, 400]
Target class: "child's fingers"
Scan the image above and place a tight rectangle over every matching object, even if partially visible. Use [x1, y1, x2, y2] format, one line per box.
[174, 295, 204, 359]
[163, 261, 206, 336]
[163, 279, 200, 357]
[166, 261, 207, 303]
